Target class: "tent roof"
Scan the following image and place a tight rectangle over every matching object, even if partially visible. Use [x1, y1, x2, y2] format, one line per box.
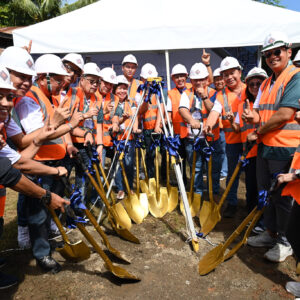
[12, 0, 300, 54]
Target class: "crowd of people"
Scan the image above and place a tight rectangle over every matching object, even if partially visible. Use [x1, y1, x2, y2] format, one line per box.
[0, 30, 299, 296]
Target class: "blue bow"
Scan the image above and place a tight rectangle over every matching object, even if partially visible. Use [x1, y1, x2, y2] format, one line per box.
[162, 135, 180, 158]
[201, 145, 215, 162]
[135, 135, 145, 149]
[239, 155, 249, 167]
[91, 146, 99, 164]
[150, 137, 160, 152]
[258, 190, 268, 210]
[88, 162, 95, 176]
[113, 139, 130, 153]
[193, 137, 202, 152]
[66, 189, 87, 228]
[137, 82, 148, 94]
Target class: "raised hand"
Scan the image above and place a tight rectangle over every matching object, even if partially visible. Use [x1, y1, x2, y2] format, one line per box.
[242, 99, 254, 123]
[225, 107, 235, 123]
[22, 40, 32, 54]
[70, 104, 84, 128]
[202, 49, 211, 66]
[52, 97, 71, 128]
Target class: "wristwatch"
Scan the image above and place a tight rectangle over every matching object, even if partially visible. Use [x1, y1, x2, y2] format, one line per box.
[41, 190, 52, 206]
[295, 169, 300, 179]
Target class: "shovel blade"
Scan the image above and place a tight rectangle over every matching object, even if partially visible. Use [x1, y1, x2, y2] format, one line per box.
[112, 202, 132, 230]
[148, 178, 156, 194]
[104, 263, 140, 281]
[198, 243, 226, 275]
[56, 240, 91, 262]
[199, 200, 215, 228]
[113, 224, 140, 244]
[180, 192, 200, 217]
[140, 179, 149, 194]
[167, 186, 178, 213]
[148, 188, 169, 218]
[139, 192, 149, 218]
[123, 194, 145, 224]
[200, 206, 221, 236]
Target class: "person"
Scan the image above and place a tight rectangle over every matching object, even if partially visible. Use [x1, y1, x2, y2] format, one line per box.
[0, 156, 69, 289]
[232, 67, 268, 215]
[179, 63, 218, 197]
[63, 62, 102, 204]
[293, 49, 300, 67]
[204, 56, 246, 218]
[138, 63, 164, 179]
[13, 54, 83, 272]
[244, 31, 300, 263]
[167, 64, 190, 184]
[114, 75, 138, 199]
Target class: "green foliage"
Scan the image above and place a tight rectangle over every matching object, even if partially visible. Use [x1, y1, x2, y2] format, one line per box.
[252, 0, 285, 8]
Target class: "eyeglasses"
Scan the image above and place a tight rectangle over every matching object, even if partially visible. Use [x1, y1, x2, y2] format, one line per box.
[0, 93, 14, 102]
[263, 48, 285, 59]
[63, 63, 82, 77]
[85, 77, 101, 85]
[248, 81, 262, 88]
[49, 74, 65, 86]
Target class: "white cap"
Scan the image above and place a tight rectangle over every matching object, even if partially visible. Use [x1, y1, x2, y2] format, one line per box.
[0, 66, 16, 90]
[35, 54, 68, 76]
[220, 57, 242, 72]
[140, 63, 158, 79]
[189, 63, 209, 79]
[293, 50, 300, 63]
[116, 75, 129, 86]
[83, 63, 101, 77]
[62, 53, 84, 71]
[122, 54, 138, 66]
[171, 64, 188, 76]
[0, 46, 36, 76]
[245, 67, 268, 82]
[213, 68, 221, 77]
[262, 31, 290, 52]
[100, 67, 117, 84]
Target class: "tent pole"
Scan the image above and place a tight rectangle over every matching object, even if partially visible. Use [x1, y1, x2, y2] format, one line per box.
[257, 46, 262, 67]
[165, 50, 171, 90]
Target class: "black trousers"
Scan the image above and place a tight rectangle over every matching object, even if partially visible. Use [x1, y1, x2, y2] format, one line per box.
[286, 201, 300, 260]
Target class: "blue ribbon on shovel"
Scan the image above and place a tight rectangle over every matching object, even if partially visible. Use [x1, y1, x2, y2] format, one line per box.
[239, 155, 249, 167]
[150, 137, 160, 152]
[66, 189, 87, 228]
[257, 190, 268, 210]
[201, 145, 215, 162]
[162, 135, 180, 158]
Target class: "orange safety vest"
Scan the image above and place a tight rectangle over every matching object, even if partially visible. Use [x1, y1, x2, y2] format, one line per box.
[142, 94, 159, 130]
[14, 85, 66, 161]
[128, 79, 142, 102]
[184, 86, 219, 141]
[101, 93, 119, 147]
[237, 100, 258, 158]
[117, 99, 136, 141]
[168, 85, 191, 138]
[216, 84, 246, 144]
[282, 145, 300, 204]
[259, 64, 300, 148]
[64, 87, 101, 144]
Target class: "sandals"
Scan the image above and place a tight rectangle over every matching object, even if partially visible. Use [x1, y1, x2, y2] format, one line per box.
[117, 190, 125, 200]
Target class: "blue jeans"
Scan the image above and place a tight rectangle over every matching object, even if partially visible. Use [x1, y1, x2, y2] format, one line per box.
[209, 138, 223, 195]
[185, 138, 207, 195]
[219, 130, 228, 177]
[115, 141, 135, 191]
[17, 193, 27, 226]
[102, 146, 115, 167]
[225, 143, 243, 206]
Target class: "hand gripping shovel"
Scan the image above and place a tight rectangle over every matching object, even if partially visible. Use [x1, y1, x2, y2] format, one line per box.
[61, 176, 130, 264]
[198, 179, 276, 275]
[199, 141, 257, 236]
[75, 152, 140, 244]
[166, 151, 178, 213]
[147, 133, 169, 218]
[48, 207, 91, 262]
[65, 206, 140, 281]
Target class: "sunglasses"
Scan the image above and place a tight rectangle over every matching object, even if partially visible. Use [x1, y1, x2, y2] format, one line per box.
[49, 74, 65, 86]
[249, 81, 262, 88]
[85, 77, 101, 85]
[263, 48, 285, 59]
[63, 63, 82, 77]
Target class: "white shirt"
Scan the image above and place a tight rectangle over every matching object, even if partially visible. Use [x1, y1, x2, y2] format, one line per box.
[253, 82, 274, 109]
[211, 100, 223, 114]
[0, 145, 21, 164]
[14, 97, 44, 134]
[167, 96, 172, 112]
[5, 118, 22, 137]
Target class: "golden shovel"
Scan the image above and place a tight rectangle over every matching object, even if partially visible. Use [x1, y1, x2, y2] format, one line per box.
[65, 206, 139, 281]
[139, 148, 149, 194]
[166, 151, 178, 213]
[75, 153, 140, 244]
[119, 152, 145, 224]
[48, 207, 90, 262]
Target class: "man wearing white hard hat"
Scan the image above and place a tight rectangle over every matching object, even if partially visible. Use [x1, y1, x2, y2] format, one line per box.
[63, 62, 102, 203]
[13, 54, 84, 273]
[138, 63, 164, 179]
[122, 54, 141, 102]
[96, 67, 121, 164]
[204, 56, 246, 218]
[179, 62, 221, 196]
[243, 31, 300, 263]
[62, 53, 84, 89]
[293, 49, 300, 67]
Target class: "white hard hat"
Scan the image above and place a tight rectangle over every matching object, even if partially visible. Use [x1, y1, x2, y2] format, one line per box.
[0, 46, 36, 76]
[100, 67, 117, 84]
[62, 53, 84, 71]
[262, 31, 290, 52]
[122, 54, 138, 66]
[0, 66, 16, 90]
[245, 67, 268, 82]
[213, 68, 221, 77]
[293, 50, 300, 63]
[140, 63, 158, 79]
[220, 57, 242, 72]
[35, 54, 68, 76]
[83, 63, 101, 77]
[171, 64, 188, 76]
[189, 63, 209, 79]
[116, 75, 129, 86]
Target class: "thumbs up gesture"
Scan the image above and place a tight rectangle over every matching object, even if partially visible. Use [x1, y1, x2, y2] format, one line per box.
[241, 99, 254, 123]
[202, 49, 211, 66]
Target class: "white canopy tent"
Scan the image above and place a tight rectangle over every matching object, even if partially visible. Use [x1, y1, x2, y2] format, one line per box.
[12, 0, 300, 87]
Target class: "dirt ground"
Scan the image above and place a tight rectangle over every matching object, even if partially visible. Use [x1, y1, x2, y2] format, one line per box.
[0, 175, 297, 300]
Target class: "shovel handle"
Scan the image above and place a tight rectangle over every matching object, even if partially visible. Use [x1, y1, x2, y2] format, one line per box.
[140, 148, 149, 182]
[119, 157, 131, 195]
[135, 148, 140, 198]
[48, 207, 71, 243]
[155, 147, 160, 200]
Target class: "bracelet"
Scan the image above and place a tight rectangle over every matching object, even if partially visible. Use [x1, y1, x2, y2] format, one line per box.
[205, 64, 211, 67]
[56, 167, 60, 176]
[202, 96, 208, 100]
[84, 130, 92, 138]
[33, 138, 43, 147]
[97, 143, 104, 147]
[67, 123, 74, 131]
